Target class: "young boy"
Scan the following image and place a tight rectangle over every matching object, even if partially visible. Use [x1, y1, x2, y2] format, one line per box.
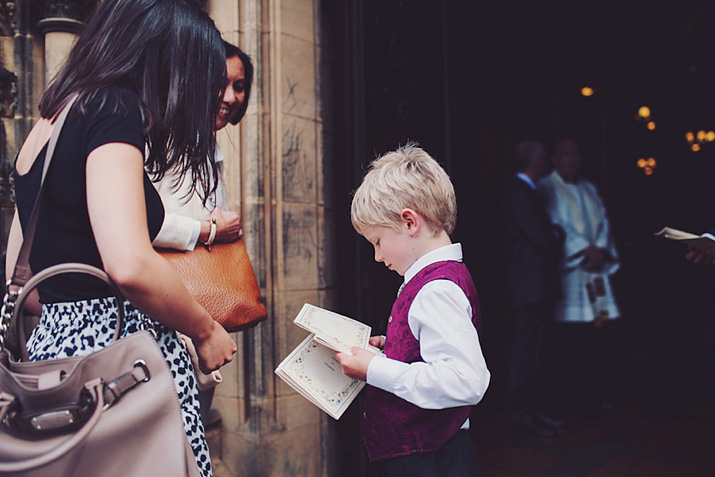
[336, 143, 490, 476]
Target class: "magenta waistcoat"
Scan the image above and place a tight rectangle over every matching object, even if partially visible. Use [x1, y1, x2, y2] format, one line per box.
[362, 260, 481, 462]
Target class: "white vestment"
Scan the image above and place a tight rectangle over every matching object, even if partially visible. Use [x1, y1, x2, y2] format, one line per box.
[537, 170, 620, 323]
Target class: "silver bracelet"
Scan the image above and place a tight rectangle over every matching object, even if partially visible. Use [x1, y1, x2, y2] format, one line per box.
[204, 218, 217, 248]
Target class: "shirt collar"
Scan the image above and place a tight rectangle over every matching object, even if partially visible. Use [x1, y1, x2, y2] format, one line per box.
[516, 172, 536, 190]
[553, 169, 579, 185]
[403, 243, 463, 285]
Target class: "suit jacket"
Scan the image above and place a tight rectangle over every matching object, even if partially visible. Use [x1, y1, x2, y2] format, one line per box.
[501, 176, 563, 307]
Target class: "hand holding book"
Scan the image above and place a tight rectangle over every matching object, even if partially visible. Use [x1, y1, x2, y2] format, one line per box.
[335, 336, 385, 381]
[275, 304, 383, 419]
[655, 226, 715, 265]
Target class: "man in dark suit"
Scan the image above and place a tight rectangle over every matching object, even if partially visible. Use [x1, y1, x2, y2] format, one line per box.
[501, 141, 564, 436]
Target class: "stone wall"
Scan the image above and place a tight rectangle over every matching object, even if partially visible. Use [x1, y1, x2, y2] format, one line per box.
[208, 0, 337, 475]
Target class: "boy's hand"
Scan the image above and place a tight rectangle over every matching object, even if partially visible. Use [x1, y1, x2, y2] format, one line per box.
[336, 347, 376, 381]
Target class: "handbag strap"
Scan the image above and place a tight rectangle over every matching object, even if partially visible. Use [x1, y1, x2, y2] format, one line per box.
[12, 95, 78, 288]
[14, 263, 127, 362]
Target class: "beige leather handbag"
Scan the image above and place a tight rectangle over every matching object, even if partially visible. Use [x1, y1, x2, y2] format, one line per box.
[0, 264, 200, 476]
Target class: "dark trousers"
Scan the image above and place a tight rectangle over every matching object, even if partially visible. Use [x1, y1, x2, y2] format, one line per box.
[381, 431, 479, 477]
[544, 318, 626, 413]
[507, 302, 553, 425]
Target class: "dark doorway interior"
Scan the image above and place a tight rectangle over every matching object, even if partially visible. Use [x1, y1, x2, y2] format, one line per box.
[331, 3, 715, 475]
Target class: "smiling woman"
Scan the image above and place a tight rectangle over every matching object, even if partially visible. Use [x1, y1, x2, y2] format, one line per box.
[152, 41, 254, 253]
[216, 41, 254, 130]
[215, 55, 244, 129]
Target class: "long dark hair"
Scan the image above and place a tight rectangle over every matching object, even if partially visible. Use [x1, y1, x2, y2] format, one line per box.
[224, 41, 254, 125]
[39, 0, 226, 202]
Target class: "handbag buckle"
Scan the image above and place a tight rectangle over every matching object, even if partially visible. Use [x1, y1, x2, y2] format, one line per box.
[134, 359, 151, 382]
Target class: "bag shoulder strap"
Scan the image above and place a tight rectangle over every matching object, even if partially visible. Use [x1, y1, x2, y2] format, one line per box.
[11, 95, 79, 288]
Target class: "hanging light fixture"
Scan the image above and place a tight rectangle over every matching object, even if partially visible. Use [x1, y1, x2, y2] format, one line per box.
[637, 157, 657, 175]
[685, 129, 715, 151]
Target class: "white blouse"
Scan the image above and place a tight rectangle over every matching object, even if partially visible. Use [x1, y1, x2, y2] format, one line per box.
[152, 146, 227, 251]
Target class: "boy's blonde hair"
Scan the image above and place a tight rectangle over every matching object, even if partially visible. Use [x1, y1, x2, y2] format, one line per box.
[351, 143, 457, 235]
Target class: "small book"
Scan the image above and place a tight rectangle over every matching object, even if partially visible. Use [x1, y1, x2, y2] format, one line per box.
[293, 302, 371, 353]
[655, 227, 715, 251]
[275, 303, 381, 420]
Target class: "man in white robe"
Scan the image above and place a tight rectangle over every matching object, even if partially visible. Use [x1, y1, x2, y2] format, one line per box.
[537, 139, 623, 412]
[537, 139, 620, 324]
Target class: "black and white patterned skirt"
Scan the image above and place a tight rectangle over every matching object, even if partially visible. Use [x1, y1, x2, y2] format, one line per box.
[27, 296, 212, 477]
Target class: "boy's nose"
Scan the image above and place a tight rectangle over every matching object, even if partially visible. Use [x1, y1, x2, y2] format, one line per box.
[374, 250, 383, 262]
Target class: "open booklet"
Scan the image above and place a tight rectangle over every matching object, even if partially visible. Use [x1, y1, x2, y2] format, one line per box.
[655, 227, 715, 251]
[274, 303, 382, 420]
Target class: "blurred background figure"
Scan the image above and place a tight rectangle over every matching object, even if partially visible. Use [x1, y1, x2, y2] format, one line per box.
[501, 140, 564, 436]
[538, 138, 625, 412]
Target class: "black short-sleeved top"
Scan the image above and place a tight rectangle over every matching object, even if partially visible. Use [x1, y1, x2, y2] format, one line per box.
[13, 87, 164, 303]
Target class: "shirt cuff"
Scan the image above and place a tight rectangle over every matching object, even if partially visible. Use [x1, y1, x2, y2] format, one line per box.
[188, 220, 201, 251]
[152, 214, 202, 251]
[366, 355, 408, 393]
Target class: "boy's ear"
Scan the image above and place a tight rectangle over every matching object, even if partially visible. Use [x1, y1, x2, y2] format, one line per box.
[401, 208, 420, 236]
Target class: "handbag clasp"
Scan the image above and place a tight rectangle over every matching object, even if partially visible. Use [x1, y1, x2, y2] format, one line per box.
[29, 409, 79, 432]
[13, 400, 94, 435]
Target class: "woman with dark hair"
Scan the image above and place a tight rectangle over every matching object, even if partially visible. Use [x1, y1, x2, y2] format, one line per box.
[153, 41, 254, 253]
[5, 1, 237, 475]
[152, 42, 254, 427]
[223, 41, 254, 126]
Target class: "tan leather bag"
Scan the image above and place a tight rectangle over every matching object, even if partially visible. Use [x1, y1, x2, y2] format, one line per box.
[159, 240, 268, 332]
[0, 264, 200, 477]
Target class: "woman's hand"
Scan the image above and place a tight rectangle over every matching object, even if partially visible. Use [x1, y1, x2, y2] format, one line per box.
[193, 321, 238, 374]
[211, 208, 242, 243]
[369, 335, 385, 349]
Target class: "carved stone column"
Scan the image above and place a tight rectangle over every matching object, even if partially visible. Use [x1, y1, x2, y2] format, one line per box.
[0, 0, 96, 285]
[37, 0, 92, 83]
[0, 0, 19, 282]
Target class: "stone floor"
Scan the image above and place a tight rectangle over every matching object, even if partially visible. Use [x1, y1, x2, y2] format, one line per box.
[472, 354, 715, 476]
